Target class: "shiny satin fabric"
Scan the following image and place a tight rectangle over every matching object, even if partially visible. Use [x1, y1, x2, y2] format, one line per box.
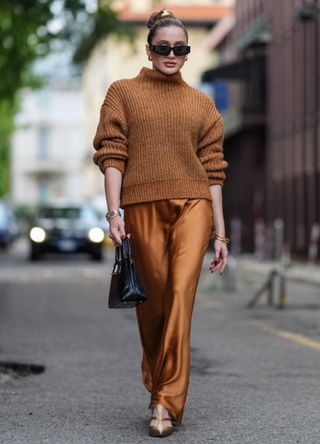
[124, 198, 213, 424]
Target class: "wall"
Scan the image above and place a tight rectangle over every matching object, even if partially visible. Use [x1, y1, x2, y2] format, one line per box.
[265, 0, 320, 254]
[216, 0, 319, 256]
[11, 80, 86, 206]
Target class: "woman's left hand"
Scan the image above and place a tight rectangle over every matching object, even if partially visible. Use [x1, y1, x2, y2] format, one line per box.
[209, 239, 228, 275]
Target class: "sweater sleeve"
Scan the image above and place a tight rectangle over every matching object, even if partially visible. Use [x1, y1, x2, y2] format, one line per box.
[197, 98, 228, 186]
[93, 82, 128, 175]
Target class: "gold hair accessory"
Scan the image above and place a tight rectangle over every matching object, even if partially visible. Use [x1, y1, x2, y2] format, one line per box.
[159, 8, 174, 18]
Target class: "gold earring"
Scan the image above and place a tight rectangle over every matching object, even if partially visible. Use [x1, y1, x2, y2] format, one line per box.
[148, 56, 152, 61]
[185, 57, 188, 61]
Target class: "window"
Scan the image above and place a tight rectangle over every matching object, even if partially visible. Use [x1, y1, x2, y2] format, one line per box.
[38, 180, 50, 203]
[37, 126, 49, 160]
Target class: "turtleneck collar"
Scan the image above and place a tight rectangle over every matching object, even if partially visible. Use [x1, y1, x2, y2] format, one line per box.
[137, 67, 184, 85]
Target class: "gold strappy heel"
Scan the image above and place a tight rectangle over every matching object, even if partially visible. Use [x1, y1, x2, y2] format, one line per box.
[149, 402, 173, 437]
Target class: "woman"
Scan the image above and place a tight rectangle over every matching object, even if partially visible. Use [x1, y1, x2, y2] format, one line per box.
[93, 8, 229, 438]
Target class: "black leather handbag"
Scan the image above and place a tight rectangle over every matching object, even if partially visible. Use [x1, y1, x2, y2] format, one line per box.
[108, 236, 147, 309]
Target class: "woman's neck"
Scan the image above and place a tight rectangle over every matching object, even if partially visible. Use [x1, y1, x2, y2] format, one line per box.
[137, 66, 184, 85]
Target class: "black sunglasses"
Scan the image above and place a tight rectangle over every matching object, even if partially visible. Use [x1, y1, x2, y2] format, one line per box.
[149, 44, 191, 57]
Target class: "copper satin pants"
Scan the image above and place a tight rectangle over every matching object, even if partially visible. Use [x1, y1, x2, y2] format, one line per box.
[124, 198, 213, 424]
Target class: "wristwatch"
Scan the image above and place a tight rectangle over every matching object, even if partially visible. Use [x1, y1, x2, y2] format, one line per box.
[105, 209, 121, 222]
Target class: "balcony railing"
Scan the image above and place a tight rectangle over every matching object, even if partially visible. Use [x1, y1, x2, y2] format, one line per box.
[23, 158, 68, 176]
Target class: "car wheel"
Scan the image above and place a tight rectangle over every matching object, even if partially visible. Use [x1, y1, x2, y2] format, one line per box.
[91, 247, 103, 261]
[30, 245, 41, 261]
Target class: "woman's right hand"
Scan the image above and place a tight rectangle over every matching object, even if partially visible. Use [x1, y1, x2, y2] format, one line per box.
[108, 215, 126, 246]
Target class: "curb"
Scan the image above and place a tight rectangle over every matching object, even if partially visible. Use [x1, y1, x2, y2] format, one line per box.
[236, 256, 320, 286]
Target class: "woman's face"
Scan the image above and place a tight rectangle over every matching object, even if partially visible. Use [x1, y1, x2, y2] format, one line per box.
[146, 26, 188, 76]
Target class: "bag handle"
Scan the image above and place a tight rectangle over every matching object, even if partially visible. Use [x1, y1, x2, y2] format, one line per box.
[111, 244, 121, 274]
[113, 236, 131, 264]
[115, 245, 121, 262]
[121, 236, 132, 259]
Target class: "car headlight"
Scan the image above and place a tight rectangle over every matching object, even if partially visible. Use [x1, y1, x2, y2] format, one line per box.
[30, 227, 46, 243]
[88, 227, 105, 243]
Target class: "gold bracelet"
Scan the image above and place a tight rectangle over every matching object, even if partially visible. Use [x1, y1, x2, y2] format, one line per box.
[215, 235, 230, 244]
[212, 231, 230, 244]
[105, 209, 121, 222]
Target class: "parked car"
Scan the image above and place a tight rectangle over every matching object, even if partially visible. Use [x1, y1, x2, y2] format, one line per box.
[0, 200, 19, 249]
[28, 203, 106, 261]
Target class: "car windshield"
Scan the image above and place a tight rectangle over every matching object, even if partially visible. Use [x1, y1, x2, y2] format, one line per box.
[39, 207, 81, 219]
[38, 206, 98, 223]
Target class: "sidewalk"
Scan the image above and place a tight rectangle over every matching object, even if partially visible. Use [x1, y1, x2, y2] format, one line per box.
[237, 254, 320, 286]
[202, 253, 320, 286]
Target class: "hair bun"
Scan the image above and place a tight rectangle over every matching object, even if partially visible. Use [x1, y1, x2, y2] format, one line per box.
[147, 8, 176, 29]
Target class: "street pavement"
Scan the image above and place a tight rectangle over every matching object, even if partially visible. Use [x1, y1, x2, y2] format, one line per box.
[1, 239, 320, 444]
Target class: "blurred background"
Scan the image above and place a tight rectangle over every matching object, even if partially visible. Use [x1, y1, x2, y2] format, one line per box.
[1, 0, 319, 262]
[1, 3, 320, 442]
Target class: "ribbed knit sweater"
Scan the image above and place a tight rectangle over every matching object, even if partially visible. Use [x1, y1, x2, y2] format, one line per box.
[93, 67, 228, 207]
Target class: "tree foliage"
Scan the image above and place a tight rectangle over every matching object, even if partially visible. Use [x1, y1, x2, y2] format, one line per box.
[0, 0, 134, 197]
[0, 0, 134, 104]
[73, 3, 136, 65]
[1, 0, 53, 102]
[0, 101, 15, 197]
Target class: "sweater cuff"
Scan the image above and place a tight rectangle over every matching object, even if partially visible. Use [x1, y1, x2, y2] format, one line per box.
[209, 178, 224, 186]
[101, 159, 125, 175]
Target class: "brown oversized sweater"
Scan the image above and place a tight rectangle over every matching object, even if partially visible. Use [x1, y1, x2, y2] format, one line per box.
[93, 67, 228, 207]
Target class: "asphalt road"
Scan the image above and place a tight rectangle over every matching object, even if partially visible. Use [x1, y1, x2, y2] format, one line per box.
[0, 239, 320, 444]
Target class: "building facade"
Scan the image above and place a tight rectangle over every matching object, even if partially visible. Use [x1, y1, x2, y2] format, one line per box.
[11, 79, 86, 206]
[265, 0, 319, 256]
[203, 0, 320, 257]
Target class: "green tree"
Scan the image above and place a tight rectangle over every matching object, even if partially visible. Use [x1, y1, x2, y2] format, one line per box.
[0, 101, 15, 196]
[0, 0, 134, 197]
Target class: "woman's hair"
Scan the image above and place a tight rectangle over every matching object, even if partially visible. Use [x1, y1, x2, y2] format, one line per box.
[147, 9, 188, 45]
